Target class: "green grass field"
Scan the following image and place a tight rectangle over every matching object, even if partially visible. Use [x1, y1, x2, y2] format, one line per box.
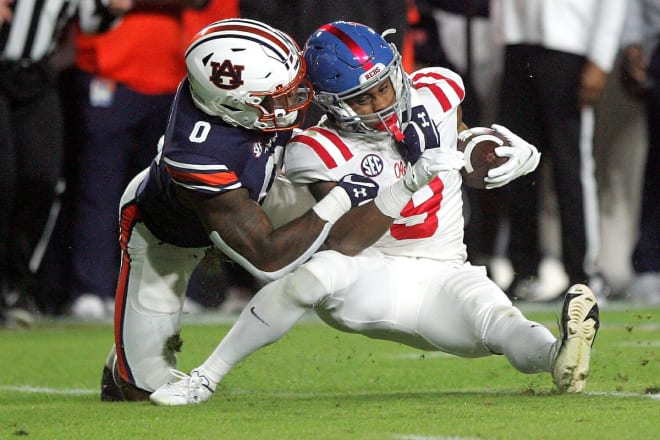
[1, 303, 658, 439]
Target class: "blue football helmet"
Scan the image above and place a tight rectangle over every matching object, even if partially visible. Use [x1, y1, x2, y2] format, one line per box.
[303, 21, 411, 138]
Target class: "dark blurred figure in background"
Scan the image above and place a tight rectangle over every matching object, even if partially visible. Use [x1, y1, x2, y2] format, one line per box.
[38, 1, 271, 321]
[408, 0, 485, 125]
[0, 0, 134, 327]
[492, 0, 626, 301]
[620, 0, 660, 304]
[34, 0, 243, 321]
[66, 0, 213, 320]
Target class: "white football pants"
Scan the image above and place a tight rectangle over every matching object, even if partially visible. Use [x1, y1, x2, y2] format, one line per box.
[109, 168, 207, 392]
[200, 249, 557, 385]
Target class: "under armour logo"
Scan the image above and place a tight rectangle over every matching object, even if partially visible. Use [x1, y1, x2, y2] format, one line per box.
[338, 173, 379, 207]
[417, 111, 430, 128]
[209, 59, 244, 90]
[353, 188, 368, 198]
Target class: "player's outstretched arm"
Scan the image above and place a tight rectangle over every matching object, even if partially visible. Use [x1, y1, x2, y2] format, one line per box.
[179, 175, 377, 282]
[307, 181, 391, 256]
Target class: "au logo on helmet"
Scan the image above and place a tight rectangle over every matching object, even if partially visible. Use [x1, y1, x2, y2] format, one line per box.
[210, 60, 245, 90]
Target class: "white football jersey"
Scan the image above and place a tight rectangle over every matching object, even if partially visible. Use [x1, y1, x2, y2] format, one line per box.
[285, 67, 468, 262]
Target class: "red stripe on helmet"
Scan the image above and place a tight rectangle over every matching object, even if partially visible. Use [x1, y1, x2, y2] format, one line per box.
[191, 21, 293, 57]
[320, 23, 374, 71]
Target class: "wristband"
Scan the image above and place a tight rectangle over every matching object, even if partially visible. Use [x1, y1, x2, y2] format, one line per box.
[374, 179, 413, 218]
[312, 186, 351, 224]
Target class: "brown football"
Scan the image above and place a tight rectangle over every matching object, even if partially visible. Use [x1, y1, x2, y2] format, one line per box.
[457, 127, 509, 189]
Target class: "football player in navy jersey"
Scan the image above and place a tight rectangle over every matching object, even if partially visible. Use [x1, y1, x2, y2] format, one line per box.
[150, 22, 600, 406]
[102, 18, 463, 401]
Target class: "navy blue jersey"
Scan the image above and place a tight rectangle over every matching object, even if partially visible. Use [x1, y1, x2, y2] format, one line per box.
[136, 79, 292, 247]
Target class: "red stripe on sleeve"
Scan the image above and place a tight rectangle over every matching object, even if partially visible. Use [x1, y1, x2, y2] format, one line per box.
[308, 127, 354, 160]
[412, 71, 465, 111]
[291, 133, 338, 168]
[166, 165, 239, 187]
[417, 83, 452, 111]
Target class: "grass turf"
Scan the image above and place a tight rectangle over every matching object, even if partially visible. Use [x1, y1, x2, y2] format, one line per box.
[0, 304, 658, 439]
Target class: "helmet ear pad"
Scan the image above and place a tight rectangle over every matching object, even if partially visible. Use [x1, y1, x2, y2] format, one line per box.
[303, 21, 411, 136]
[184, 18, 313, 131]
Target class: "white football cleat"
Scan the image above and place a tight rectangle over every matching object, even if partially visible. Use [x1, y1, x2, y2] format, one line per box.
[150, 369, 214, 406]
[551, 284, 600, 393]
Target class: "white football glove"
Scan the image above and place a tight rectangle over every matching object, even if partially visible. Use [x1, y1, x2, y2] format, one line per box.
[374, 148, 464, 218]
[403, 148, 465, 192]
[484, 124, 541, 189]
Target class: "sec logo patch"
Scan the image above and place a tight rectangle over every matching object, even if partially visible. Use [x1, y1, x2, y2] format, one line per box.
[361, 154, 384, 177]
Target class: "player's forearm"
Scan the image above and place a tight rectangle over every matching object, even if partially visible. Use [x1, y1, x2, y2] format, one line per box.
[254, 211, 331, 271]
[211, 208, 327, 278]
[325, 205, 393, 256]
[306, 179, 392, 255]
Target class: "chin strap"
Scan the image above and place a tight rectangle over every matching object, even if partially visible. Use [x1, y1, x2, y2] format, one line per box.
[384, 114, 405, 141]
[374, 114, 405, 141]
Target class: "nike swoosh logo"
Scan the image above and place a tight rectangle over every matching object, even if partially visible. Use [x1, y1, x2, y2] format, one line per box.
[250, 307, 270, 327]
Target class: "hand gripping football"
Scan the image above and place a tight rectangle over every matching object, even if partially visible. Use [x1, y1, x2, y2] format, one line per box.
[457, 127, 509, 189]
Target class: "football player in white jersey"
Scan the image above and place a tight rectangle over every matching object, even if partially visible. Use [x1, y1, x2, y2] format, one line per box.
[150, 21, 600, 405]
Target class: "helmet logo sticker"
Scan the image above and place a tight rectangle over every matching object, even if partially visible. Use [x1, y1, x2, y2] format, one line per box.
[362, 63, 384, 83]
[360, 154, 384, 177]
[210, 60, 245, 90]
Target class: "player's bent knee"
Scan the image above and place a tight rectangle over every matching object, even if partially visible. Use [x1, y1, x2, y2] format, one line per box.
[282, 266, 328, 306]
[300, 250, 359, 293]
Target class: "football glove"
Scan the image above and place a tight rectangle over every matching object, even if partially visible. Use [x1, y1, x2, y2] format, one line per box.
[337, 174, 379, 207]
[374, 148, 463, 218]
[396, 119, 440, 163]
[403, 148, 465, 193]
[484, 124, 541, 189]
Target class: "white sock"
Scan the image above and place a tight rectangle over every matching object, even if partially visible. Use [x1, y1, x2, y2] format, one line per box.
[484, 306, 557, 373]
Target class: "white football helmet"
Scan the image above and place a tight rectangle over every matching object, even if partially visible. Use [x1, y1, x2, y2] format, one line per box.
[185, 18, 313, 131]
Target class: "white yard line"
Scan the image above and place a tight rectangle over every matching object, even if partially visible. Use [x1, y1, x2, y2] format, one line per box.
[1, 385, 658, 400]
[0, 385, 96, 395]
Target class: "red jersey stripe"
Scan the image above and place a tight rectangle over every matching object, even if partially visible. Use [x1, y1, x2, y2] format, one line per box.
[166, 165, 239, 187]
[308, 127, 354, 160]
[291, 133, 338, 168]
[412, 70, 466, 102]
[417, 83, 452, 112]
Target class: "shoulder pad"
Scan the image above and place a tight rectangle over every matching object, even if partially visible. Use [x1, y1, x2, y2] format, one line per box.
[410, 67, 465, 114]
